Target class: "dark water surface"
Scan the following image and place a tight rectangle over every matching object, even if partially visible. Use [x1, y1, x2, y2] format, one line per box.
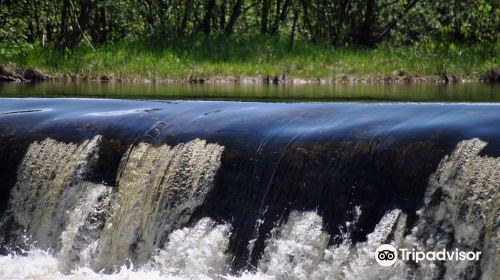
[1, 99, 500, 147]
[0, 82, 499, 101]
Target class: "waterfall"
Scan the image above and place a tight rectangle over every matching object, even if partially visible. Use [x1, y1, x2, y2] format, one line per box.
[0, 217, 232, 280]
[0, 136, 497, 279]
[315, 209, 408, 280]
[58, 182, 111, 271]
[406, 138, 499, 280]
[1, 136, 225, 275]
[248, 138, 499, 280]
[255, 209, 407, 280]
[93, 139, 224, 270]
[4, 136, 103, 249]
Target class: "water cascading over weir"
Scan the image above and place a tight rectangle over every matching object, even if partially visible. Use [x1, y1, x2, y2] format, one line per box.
[0, 99, 498, 279]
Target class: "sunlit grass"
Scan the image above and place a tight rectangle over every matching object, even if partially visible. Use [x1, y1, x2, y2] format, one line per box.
[1, 35, 498, 80]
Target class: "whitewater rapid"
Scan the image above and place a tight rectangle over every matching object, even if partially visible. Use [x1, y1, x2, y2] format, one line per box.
[0, 134, 497, 279]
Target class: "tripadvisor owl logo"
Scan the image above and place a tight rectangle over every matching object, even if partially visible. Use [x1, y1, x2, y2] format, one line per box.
[375, 244, 482, 267]
[375, 244, 398, 266]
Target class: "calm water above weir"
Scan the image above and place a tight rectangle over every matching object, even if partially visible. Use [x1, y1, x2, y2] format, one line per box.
[0, 87, 498, 280]
[0, 82, 499, 102]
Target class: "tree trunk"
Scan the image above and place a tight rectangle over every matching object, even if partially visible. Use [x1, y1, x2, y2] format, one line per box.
[264, 0, 292, 36]
[143, 0, 156, 34]
[220, 0, 226, 30]
[45, 0, 57, 41]
[279, 0, 291, 21]
[74, 0, 93, 42]
[271, 0, 281, 33]
[316, 0, 328, 42]
[158, 0, 168, 30]
[57, 0, 95, 50]
[333, 0, 350, 45]
[224, 0, 244, 36]
[372, 0, 419, 44]
[178, 0, 194, 35]
[57, 0, 70, 49]
[288, 8, 298, 51]
[260, 0, 270, 34]
[357, 0, 376, 46]
[201, 0, 216, 35]
[300, 0, 312, 38]
[92, 4, 107, 44]
[33, 0, 42, 41]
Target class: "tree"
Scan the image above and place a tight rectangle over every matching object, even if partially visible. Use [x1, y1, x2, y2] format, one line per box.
[0, 0, 497, 51]
[201, 0, 216, 35]
[224, 0, 244, 36]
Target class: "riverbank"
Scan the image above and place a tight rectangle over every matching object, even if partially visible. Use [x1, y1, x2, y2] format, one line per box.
[1, 37, 499, 84]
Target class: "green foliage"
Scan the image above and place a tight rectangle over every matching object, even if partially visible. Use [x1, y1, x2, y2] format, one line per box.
[2, 36, 497, 79]
[0, 0, 498, 50]
[391, 0, 500, 45]
[0, 0, 497, 79]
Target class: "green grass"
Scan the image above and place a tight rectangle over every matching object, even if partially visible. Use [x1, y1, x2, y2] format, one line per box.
[1, 35, 498, 80]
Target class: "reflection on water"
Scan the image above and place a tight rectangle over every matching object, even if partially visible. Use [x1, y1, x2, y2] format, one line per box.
[0, 82, 498, 102]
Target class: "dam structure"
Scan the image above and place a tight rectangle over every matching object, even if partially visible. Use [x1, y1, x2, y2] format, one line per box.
[0, 98, 498, 279]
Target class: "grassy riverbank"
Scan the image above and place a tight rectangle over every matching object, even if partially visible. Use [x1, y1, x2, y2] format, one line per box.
[1, 36, 499, 83]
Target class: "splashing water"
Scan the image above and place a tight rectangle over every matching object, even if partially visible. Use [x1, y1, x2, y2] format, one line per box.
[0, 217, 231, 280]
[5, 136, 103, 249]
[405, 138, 500, 280]
[150, 217, 232, 279]
[94, 139, 224, 270]
[0, 138, 497, 280]
[258, 211, 329, 279]
[58, 183, 111, 271]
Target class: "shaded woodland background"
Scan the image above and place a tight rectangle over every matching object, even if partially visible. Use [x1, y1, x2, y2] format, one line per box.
[1, 0, 498, 51]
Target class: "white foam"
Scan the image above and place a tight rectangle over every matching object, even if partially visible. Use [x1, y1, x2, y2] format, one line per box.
[258, 211, 329, 279]
[1, 138, 497, 280]
[149, 217, 232, 279]
[0, 218, 232, 280]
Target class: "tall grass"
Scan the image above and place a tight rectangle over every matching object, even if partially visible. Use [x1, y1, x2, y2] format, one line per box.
[1, 35, 498, 79]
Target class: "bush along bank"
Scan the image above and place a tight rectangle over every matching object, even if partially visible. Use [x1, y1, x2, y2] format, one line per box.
[1, 39, 498, 85]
